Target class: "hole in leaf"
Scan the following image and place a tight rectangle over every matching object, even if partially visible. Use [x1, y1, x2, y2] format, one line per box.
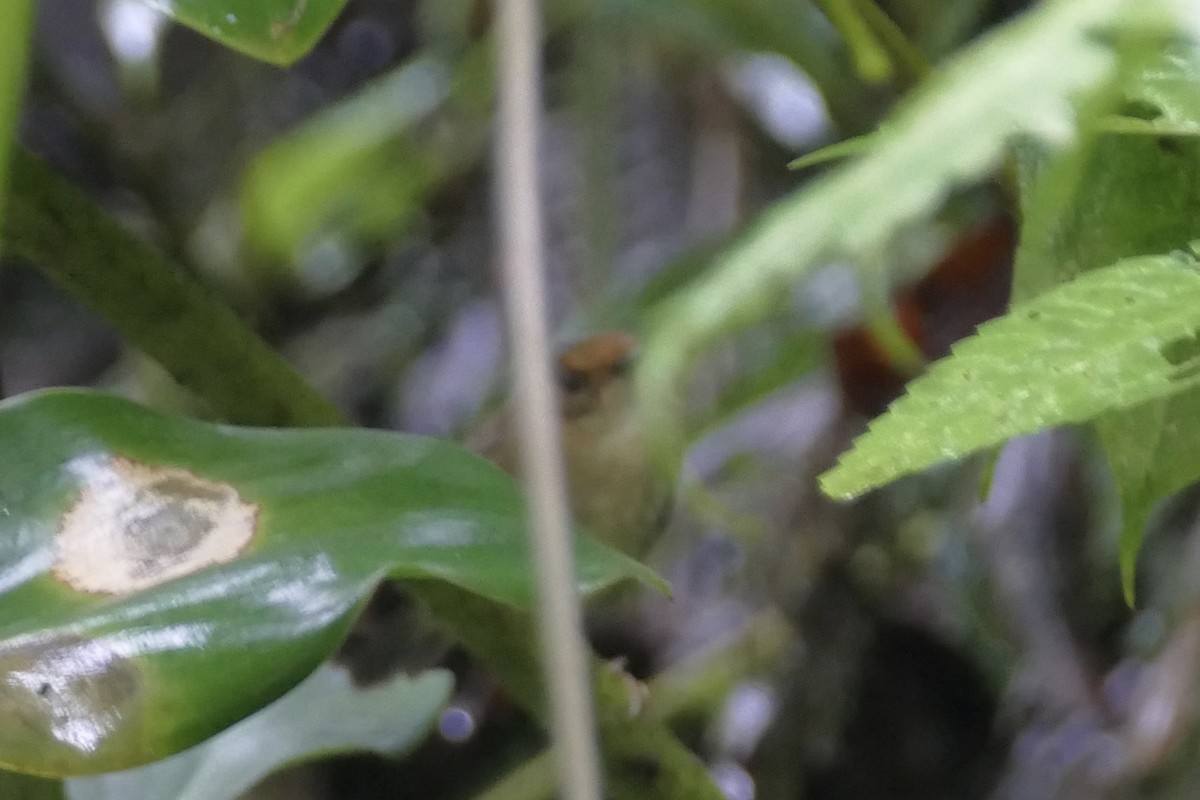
[1161, 335, 1200, 385]
[1158, 136, 1182, 156]
[1174, 361, 1200, 384]
[1160, 334, 1200, 367]
[1118, 98, 1163, 121]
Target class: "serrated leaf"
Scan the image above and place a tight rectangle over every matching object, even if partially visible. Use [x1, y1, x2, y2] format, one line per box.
[0, 390, 660, 777]
[641, 0, 1163, 456]
[1094, 395, 1200, 603]
[1094, 147, 1200, 603]
[820, 254, 1200, 499]
[1014, 123, 1200, 602]
[1013, 135, 1200, 302]
[64, 667, 452, 800]
[1109, 40, 1200, 135]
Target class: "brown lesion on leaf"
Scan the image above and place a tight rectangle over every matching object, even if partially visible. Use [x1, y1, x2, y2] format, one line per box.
[1161, 332, 1200, 384]
[268, 0, 307, 43]
[53, 455, 259, 595]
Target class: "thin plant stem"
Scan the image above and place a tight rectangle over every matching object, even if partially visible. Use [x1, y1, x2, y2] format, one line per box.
[463, 609, 792, 800]
[493, 3, 604, 800]
[471, 750, 557, 800]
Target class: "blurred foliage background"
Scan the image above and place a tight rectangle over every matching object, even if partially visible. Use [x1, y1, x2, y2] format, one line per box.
[9, 0, 1200, 798]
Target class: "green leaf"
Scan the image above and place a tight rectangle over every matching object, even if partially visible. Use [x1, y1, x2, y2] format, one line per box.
[413, 583, 727, 800]
[1096, 396, 1200, 604]
[139, 0, 349, 65]
[242, 54, 450, 263]
[786, 132, 878, 171]
[64, 666, 452, 800]
[1, 151, 345, 429]
[815, 0, 893, 83]
[0, 771, 64, 800]
[0, 0, 32, 236]
[641, 0, 1165, 460]
[241, 46, 493, 266]
[1108, 40, 1200, 135]
[0, 389, 659, 777]
[1014, 129, 1200, 602]
[820, 253, 1200, 499]
[1014, 134, 1200, 301]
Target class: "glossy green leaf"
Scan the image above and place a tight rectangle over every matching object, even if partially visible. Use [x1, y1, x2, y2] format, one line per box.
[139, 0, 349, 65]
[820, 253, 1200, 499]
[0, 389, 659, 777]
[65, 666, 452, 800]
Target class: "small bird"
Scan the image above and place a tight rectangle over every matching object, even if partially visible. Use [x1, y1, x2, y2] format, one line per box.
[471, 331, 671, 558]
[340, 332, 672, 683]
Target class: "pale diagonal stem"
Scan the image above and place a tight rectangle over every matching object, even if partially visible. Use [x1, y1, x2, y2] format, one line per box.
[493, 2, 604, 800]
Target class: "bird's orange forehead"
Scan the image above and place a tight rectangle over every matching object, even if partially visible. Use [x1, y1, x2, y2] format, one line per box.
[557, 332, 637, 374]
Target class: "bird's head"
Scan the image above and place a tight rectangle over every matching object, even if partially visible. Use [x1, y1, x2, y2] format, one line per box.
[555, 332, 638, 425]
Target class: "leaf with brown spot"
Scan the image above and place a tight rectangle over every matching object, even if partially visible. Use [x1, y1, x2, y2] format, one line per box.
[0, 390, 661, 777]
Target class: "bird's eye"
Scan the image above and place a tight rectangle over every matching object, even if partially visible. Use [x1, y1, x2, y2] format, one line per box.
[559, 369, 588, 393]
[610, 352, 635, 376]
